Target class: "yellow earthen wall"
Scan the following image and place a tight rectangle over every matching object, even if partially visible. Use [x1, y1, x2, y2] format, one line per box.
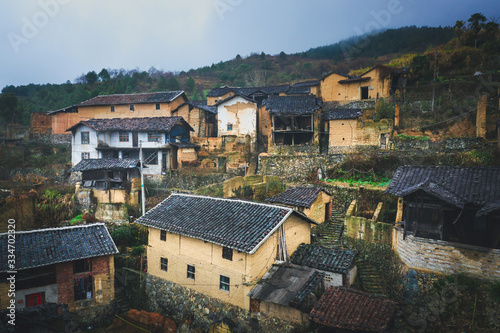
[303, 192, 331, 224]
[51, 112, 80, 134]
[207, 92, 234, 106]
[329, 118, 392, 147]
[146, 213, 311, 309]
[173, 104, 202, 138]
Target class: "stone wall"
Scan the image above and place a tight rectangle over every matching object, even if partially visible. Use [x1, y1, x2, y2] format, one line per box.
[145, 274, 300, 333]
[345, 216, 393, 245]
[394, 227, 500, 281]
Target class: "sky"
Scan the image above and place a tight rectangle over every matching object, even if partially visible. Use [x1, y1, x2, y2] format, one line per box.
[1, 0, 499, 89]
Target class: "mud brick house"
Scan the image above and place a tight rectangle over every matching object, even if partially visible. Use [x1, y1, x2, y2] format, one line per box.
[214, 94, 259, 152]
[171, 100, 217, 138]
[323, 104, 393, 151]
[261, 95, 322, 150]
[386, 166, 500, 280]
[266, 187, 333, 224]
[321, 65, 408, 104]
[310, 287, 397, 333]
[290, 244, 357, 287]
[0, 224, 118, 311]
[135, 193, 316, 310]
[248, 264, 325, 324]
[70, 158, 141, 221]
[67, 116, 196, 175]
[45, 91, 187, 141]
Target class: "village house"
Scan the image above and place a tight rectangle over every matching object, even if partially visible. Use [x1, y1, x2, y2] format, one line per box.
[310, 287, 397, 333]
[0, 224, 118, 311]
[42, 91, 187, 142]
[67, 116, 197, 175]
[288, 80, 321, 97]
[290, 244, 357, 287]
[266, 187, 333, 224]
[135, 193, 316, 310]
[171, 100, 217, 138]
[215, 94, 258, 152]
[206, 85, 291, 106]
[320, 65, 408, 104]
[261, 95, 322, 151]
[323, 104, 393, 152]
[70, 158, 142, 221]
[386, 165, 500, 280]
[247, 263, 325, 324]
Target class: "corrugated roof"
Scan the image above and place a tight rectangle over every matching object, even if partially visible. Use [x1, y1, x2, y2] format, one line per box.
[290, 244, 356, 275]
[135, 193, 314, 254]
[0, 223, 118, 272]
[385, 166, 500, 207]
[263, 95, 322, 116]
[70, 158, 141, 172]
[75, 91, 185, 107]
[310, 287, 397, 332]
[66, 116, 193, 132]
[266, 187, 328, 208]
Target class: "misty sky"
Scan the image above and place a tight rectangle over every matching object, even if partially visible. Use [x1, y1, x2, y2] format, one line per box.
[1, 0, 499, 89]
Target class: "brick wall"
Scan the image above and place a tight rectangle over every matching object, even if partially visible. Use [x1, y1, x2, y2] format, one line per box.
[394, 227, 500, 281]
[56, 261, 74, 304]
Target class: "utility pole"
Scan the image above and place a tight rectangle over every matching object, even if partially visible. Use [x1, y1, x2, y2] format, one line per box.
[140, 142, 146, 216]
[431, 50, 437, 117]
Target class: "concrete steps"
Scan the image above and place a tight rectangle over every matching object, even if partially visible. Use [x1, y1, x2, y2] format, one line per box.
[314, 210, 345, 249]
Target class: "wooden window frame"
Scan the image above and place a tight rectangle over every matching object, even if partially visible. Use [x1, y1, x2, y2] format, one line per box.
[160, 230, 166, 241]
[156, 103, 161, 110]
[222, 247, 233, 261]
[187, 265, 195, 280]
[148, 132, 161, 142]
[160, 257, 168, 271]
[81, 132, 90, 144]
[220, 275, 230, 291]
[119, 132, 129, 142]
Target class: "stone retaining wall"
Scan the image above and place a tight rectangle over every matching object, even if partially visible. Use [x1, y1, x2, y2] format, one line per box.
[394, 227, 500, 281]
[145, 274, 301, 333]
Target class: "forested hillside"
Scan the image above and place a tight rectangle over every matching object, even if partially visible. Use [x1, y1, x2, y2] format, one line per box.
[1, 15, 499, 130]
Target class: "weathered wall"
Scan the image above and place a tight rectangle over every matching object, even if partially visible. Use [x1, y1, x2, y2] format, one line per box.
[172, 103, 203, 138]
[321, 68, 392, 103]
[328, 118, 392, 150]
[217, 98, 257, 152]
[95, 203, 128, 222]
[51, 112, 79, 135]
[207, 92, 234, 106]
[30, 112, 52, 134]
[394, 227, 500, 281]
[303, 191, 331, 224]
[345, 216, 393, 245]
[259, 301, 309, 324]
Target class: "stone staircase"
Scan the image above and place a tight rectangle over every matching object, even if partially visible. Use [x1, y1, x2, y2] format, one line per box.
[356, 258, 385, 296]
[114, 269, 131, 314]
[314, 210, 345, 249]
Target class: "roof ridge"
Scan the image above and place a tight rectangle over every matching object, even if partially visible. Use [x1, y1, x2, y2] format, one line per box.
[90, 90, 183, 98]
[169, 192, 294, 211]
[0, 222, 106, 237]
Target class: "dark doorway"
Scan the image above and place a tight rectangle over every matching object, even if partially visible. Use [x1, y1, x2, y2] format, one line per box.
[132, 132, 138, 147]
[361, 86, 369, 100]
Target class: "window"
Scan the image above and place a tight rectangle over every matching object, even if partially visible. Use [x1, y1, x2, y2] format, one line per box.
[130, 104, 135, 111]
[111, 105, 115, 112]
[220, 275, 230, 291]
[160, 230, 166, 241]
[148, 132, 161, 142]
[156, 103, 161, 110]
[81, 132, 89, 144]
[74, 258, 91, 274]
[361, 86, 369, 100]
[119, 132, 129, 142]
[227, 124, 233, 131]
[160, 258, 168, 271]
[144, 150, 158, 165]
[187, 265, 195, 280]
[74, 275, 92, 301]
[222, 247, 233, 261]
[81, 152, 90, 159]
[26, 292, 44, 308]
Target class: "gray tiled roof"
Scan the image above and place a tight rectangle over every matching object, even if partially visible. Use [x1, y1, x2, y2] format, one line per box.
[266, 187, 328, 208]
[66, 116, 193, 132]
[385, 166, 500, 207]
[135, 193, 314, 254]
[0, 223, 118, 272]
[76, 91, 185, 106]
[70, 158, 141, 172]
[263, 95, 322, 116]
[207, 85, 291, 98]
[290, 244, 356, 275]
[188, 101, 217, 114]
[292, 80, 320, 87]
[248, 264, 324, 308]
